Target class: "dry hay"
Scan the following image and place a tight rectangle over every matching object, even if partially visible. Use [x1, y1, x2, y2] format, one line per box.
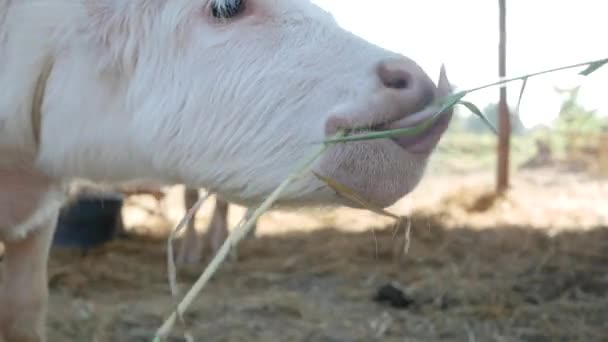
[46, 215, 608, 341]
[0, 167, 603, 341]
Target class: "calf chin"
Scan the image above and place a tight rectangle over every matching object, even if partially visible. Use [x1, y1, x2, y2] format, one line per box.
[316, 139, 430, 209]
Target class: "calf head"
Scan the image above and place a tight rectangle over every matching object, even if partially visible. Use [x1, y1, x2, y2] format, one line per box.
[44, 0, 453, 209]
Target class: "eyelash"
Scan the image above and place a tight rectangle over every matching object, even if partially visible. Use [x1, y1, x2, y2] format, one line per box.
[210, 0, 244, 20]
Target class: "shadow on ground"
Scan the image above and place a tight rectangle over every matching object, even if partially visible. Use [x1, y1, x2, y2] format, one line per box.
[47, 214, 608, 342]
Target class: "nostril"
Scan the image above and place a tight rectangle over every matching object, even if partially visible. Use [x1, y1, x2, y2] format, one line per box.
[386, 75, 410, 89]
[378, 63, 412, 90]
[377, 58, 437, 109]
[377, 59, 417, 91]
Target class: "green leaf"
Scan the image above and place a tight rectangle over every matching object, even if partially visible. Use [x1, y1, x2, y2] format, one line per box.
[322, 116, 435, 144]
[436, 91, 468, 108]
[579, 59, 608, 76]
[434, 90, 468, 115]
[457, 100, 499, 135]
[322, 91, 467, 145]
[323, 125, 425, 144]
[516, 76, 528, 114]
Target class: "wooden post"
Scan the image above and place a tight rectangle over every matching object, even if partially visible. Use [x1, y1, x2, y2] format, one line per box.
[599, 131, 608, 177]
[496, 0, 511, 194]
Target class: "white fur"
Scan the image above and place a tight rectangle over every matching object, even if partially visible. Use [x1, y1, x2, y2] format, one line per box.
[1, 1, 451, 339]
[1, 0, 447, 233]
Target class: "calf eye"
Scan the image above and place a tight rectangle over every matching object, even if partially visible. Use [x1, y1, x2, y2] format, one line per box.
[211, 0, 244, 19]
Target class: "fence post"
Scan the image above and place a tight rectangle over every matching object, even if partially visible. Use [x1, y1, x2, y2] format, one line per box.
[599, 131, 608, 177]
[496, 0, 510, 194]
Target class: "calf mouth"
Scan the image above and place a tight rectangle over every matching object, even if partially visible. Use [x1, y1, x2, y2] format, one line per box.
[337, 69, 453, 154]
[383, 104, 453, 154]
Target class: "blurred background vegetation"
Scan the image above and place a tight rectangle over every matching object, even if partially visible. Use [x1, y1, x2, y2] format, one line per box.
[431, 85, 608, 175]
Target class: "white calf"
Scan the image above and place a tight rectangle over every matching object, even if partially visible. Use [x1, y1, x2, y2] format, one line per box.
[0, 0, 453, 340]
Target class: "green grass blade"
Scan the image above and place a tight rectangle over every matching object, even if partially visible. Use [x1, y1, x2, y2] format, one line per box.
[579, 59, 608, 76]
[323, 92, 466, 145]
[457, 100, 499, 135]
[516, 76, 528, 114]
[322, 125, 424, 144]
[436, 91, 468, 108]
[322, 57, 607, 146]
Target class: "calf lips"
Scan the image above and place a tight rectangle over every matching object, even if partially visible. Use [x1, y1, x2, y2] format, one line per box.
[388, 66, 453, 154]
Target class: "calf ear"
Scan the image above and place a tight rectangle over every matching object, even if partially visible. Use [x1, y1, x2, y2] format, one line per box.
[85, 0, 148, 75]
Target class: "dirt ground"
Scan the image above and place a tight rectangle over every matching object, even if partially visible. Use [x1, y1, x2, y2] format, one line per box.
[36, 166, 608, 341]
